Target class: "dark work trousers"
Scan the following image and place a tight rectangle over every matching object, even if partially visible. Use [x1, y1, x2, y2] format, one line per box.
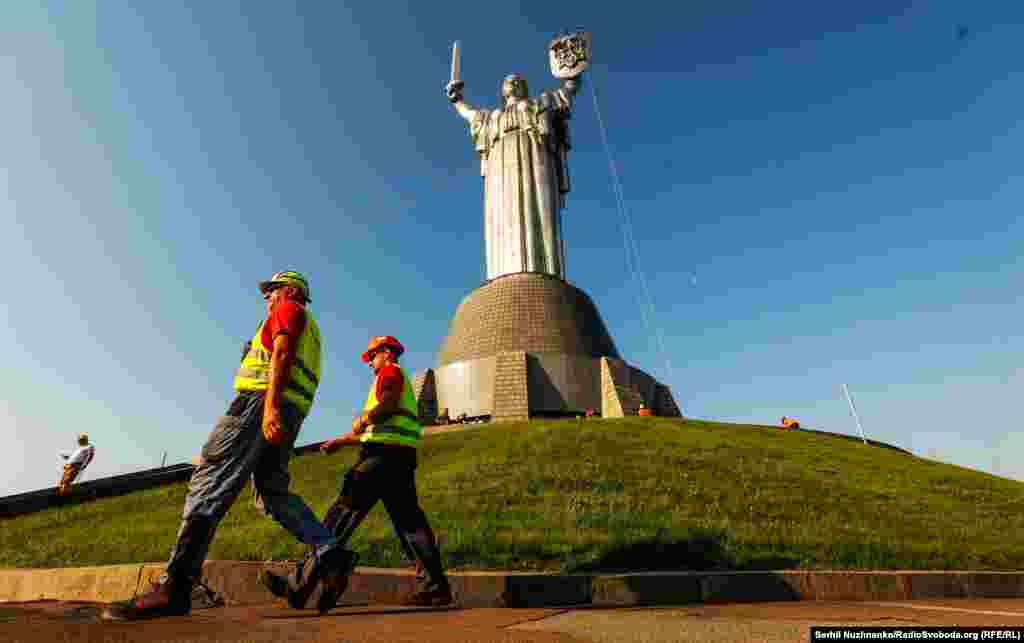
[317, 443, 450, 593]
[164, 392, 337, 589]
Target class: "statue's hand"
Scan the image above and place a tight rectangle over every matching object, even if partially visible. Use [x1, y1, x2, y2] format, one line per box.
[445, 80, 464, 104]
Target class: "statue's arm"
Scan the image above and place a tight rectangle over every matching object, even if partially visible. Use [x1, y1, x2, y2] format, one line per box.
[539, 75, 582, 114]
[454, 99, 477, 121]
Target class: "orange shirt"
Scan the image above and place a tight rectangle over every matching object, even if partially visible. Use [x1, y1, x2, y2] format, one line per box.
[375, 362, 405, 400]
[260, 300, 307, 352]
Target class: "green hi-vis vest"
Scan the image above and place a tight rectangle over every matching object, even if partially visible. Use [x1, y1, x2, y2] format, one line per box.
[360, 365, 422, 449]
[233, 313, 322, 416]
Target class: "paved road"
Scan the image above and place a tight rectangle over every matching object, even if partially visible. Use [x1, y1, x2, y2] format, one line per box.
[515, 599, 1024, 642]
[3, 598, 1024, 642]
[0, 602, 583, 643]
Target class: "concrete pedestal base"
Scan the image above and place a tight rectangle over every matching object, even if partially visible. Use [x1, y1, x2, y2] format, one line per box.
[415, 353, 681, 422]
[412, 272, 681, 423]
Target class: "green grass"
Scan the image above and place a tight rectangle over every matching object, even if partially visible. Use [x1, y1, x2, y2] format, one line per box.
[5, 418, 1024, 573]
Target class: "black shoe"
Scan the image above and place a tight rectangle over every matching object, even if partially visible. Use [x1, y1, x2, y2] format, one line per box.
[190, 578, 225, 610]
[100, 579, 192, 621]
[259, 548, 356, 610]
[259, 561, 312, 609]
[258, 567, 292, 601]
[316, 550, 359, 615]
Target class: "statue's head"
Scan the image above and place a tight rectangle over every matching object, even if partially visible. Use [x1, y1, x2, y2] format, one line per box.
[501, 74, 528, 102]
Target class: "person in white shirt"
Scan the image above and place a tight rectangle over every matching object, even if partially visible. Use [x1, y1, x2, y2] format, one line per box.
[58, 433, 95, 496]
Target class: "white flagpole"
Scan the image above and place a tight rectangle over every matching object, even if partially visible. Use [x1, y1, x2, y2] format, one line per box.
[842, 383, 868, 445]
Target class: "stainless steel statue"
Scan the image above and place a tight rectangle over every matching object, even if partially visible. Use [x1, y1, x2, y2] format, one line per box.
[445, 33, 591, 281]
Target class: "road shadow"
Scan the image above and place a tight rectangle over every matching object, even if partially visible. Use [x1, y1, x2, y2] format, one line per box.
[567, 532, 801, 574]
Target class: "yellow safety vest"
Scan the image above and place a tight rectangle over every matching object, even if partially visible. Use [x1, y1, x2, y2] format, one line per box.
[233, 312, 322, 416]
[360, 364, 422, 448]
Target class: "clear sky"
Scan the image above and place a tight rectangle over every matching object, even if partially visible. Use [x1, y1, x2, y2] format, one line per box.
[2, 2, 1021, 496]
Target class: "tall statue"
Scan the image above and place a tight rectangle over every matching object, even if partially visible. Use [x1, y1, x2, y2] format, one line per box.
[445, 33, 592, 281]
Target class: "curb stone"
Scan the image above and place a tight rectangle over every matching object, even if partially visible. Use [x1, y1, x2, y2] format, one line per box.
[4, 564, 1024, 607]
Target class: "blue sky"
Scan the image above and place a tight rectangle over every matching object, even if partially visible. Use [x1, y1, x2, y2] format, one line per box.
[2, 2, 1021, 495]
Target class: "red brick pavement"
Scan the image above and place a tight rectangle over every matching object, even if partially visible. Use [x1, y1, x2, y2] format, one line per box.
[0, 601, 587, 643]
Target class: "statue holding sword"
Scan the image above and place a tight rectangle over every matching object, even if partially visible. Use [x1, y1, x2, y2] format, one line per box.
[445, 32, 592, 282]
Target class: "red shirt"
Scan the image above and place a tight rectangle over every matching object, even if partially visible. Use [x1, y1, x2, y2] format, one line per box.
[261, 300, 307, 352]
[375, 362, 405, 400]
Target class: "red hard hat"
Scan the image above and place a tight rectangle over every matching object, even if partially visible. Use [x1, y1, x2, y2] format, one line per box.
[362, 335, 405, 363]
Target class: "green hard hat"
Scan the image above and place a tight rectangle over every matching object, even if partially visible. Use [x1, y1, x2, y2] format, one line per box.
[258, 270, 311, 301]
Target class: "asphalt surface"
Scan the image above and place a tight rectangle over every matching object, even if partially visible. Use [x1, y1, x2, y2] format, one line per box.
[4, 598, 1024, 642]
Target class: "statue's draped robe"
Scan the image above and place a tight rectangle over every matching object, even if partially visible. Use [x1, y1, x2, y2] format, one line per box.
[469, 88, 573, 280]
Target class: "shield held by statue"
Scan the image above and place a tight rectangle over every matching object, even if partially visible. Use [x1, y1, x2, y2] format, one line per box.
[548, 31, 592, 79]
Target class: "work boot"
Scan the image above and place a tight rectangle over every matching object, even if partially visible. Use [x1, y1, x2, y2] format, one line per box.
[100, 577, 192, 621]
[315, 549, 360, 614]
[399, 527, 452, 607]
[258, 566, 292, 602]
[399, 586, 454, 607]
[259, 547, 357, 610]
[259, 560, 313, 609]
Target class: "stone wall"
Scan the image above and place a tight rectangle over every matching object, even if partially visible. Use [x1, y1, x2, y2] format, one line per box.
[412, 369, 438, 424]
[600, 358, 628, 417]
[601, 357, 682, 418]
[491, 351, 529, 422]
[654, 383, 683, 417]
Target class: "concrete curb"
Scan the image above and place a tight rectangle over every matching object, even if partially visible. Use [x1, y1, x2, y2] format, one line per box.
[4, 564, 1024, 607]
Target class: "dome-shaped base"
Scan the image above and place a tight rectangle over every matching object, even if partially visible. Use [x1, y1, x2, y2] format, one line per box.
[438, 272, 620, 366]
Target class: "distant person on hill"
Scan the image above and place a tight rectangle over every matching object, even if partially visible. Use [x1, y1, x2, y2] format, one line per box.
[262, 335, 452, 609]
[57, 433, 95, 496]
[101, 271, 355, 621]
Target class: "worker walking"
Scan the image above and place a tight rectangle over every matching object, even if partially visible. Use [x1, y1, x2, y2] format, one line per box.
[261, 335, 453, 610]
[102, 271, 355, 621]
[57, 433, 95, 496]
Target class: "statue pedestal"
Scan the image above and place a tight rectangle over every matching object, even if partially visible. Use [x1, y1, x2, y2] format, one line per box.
[413, 272, 682, 423]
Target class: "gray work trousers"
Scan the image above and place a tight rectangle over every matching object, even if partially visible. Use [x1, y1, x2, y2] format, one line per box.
[165, 392, 336, 587]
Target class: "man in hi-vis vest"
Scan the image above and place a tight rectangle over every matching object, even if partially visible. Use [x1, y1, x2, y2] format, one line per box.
[103, 271, 356, 621]
[264, 335, 453, 608]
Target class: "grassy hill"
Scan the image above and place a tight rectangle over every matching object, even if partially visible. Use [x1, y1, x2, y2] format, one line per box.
[4, 418, 1024, 572]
